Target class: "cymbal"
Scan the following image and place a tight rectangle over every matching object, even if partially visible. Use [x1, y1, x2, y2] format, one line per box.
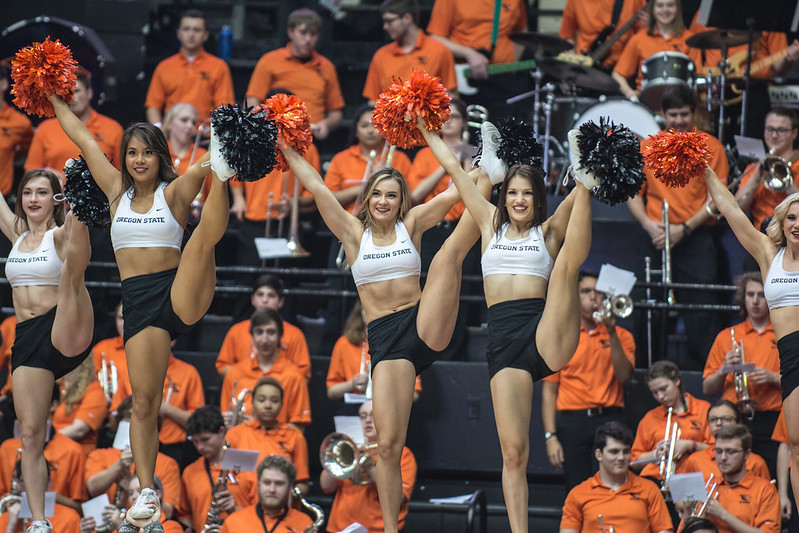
[538, 59, 619, 92]
[510, 32, 572, 54]
[686, 29, 762, 50]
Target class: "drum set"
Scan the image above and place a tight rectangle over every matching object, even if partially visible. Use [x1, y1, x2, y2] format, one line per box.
[508, 28, 761, 188]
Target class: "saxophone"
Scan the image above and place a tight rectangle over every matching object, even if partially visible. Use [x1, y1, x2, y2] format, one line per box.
[292, 486, 324, 531]
[201, 444, 237, 533]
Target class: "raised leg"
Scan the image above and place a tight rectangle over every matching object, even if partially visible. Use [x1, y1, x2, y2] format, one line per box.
[536, 183, 592, 371]
[490, 368, 534, 533]
[12, 367, 55, 522]
[372, 359, 416, 533]
[51, 212, 94, 357]
[171, 174, 229, 325]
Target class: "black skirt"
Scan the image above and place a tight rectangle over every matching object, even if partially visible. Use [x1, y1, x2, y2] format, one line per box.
[486, 298, 554, 381]
[11, 306, 91, 379]
[367, 302, 443, 376]
[778, 330, 799, 400]
[121, 268, 190, 344]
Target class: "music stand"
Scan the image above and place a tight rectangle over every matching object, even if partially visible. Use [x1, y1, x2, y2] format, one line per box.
[698, 0, 799, 136]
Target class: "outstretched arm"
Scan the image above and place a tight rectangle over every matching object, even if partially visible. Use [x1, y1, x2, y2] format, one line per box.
[280, 144, 360, 245]
[48, 95, 121, 200]
[703, 166, 774, 269]
[416, 118, 493, 227]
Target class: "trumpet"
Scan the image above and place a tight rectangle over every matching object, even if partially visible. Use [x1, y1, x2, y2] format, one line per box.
[688, 474, 718, 518]
[227, 387, 251, 429]
[731, 329, 758, 421]
[760, 148, 798, 192]
[662, 201, 675, 306]
[292, 486, 324, 531]
[98, 352, 118, 407]
[320, 433, 378, 485]
[592, 294, 634, 322]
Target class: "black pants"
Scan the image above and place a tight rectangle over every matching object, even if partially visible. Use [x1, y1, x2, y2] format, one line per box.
[745, 410, 780, 480]
[558, 408, 624, 492]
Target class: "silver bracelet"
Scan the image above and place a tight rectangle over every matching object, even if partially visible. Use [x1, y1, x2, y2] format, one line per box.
[705, 202, 722, 220]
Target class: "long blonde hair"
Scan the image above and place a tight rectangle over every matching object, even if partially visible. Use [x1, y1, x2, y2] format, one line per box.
[355, 168, 411, 228]
[767, 192, 799, 248]
[61, 357, 96, 414]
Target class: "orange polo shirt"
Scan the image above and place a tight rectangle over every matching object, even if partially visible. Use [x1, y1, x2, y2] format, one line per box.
[711, 470, 780, 533]
[324, 446, 416, 533]
[169, 142, 207, 176]
[559, 0, 647, 67]
[703, 319, 782, 413]
[406, 146, 465, 221]
[638, 133, 729, 225]
[0, 104, 33, 195]
[323, 145, 412, 214]
[178, 457, 257, 530]
[245, 45, 345, 124]
[631, 393, 713, 478]
[0, 433, 85, 501]
[91, 336, 130, 413]
[84, 447, 181, 512]
[145, 49, 235, 122]
[158, 354, 206, 445]
[51, 380, 107, 456]
[560, 471, 673, 532]
[0, 502, 80, 533]
[326, 336, 422, 394]
[362, 30, 457, 101]
[225, 420, 309, 483]
[683, 446, 770, 483]
[427, 0, 527, 64]
[614, 28, 701, 88]
[544, 324, 635, 410]
[738, 160, 799, 231]
[219, 357, 311, 426]
[0, 316, 16, 395]
[220, 505, 312, 533]
[229, 143, 318, 222]
[216, 319, 310, 379]
[25, 110, 123, 174]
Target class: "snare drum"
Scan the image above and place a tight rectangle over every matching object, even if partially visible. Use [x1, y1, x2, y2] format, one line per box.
[640, 51, 696, 110]
[570, 99, 661, 157]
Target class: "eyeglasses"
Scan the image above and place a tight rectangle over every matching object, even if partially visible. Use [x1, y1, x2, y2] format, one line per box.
[765, 126, 793, 135]
[713, 448, 745, 457]
[382, 15, 400, 25]
[708, 416, 736, 424]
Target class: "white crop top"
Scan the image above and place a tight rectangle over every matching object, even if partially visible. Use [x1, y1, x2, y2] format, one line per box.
[350, 221, 421, 286]
[111, 182, 184, 252]
[764, 247, 799, 309]
[481, 223, 553, 279]
[5, 228, 63, 287]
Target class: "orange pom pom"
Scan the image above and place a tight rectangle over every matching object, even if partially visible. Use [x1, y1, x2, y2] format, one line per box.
[372, 69, 451, 149]
[10, 37, 78, 118]
[262, 94, 313, 172]
[642, 129, 712, 188]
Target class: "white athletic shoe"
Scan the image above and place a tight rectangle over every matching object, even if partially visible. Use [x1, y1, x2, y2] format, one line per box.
[209, 125, 236, 182]
[25, 520, 52, 533]
[128, 487, 160, 520]
[567, 129, 599, 189]
[478, 122, 508, 184]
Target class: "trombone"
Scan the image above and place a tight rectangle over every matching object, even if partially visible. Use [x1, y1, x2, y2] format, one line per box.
[98, 352, 118, 407]
[662, 200, 675, 306]
[320, 433, 378, 485]
[731, 329, 758, 421]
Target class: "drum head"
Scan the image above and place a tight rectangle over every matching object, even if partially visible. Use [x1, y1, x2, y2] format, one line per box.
[570, 99, 661, 160]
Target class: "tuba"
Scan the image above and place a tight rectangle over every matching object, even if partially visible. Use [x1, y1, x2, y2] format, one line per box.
[731, 329, 758, 421]
[761, 149, 798, 192]
[292, 486, 324, 531]
[320, 433, 378, 485]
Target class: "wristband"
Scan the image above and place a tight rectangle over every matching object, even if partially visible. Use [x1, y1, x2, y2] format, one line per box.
[544, 431, 557, 441]
[705, 202, 722, 220]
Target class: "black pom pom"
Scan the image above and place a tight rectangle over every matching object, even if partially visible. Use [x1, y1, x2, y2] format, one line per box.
[62, 155, 110, 229]
[577, 118, 645, 205]
[210, 104, 279, 182]
[496, 117, 544, 170]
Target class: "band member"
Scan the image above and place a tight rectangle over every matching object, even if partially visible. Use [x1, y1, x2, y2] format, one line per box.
[321, 400, 416, 532]
[559, 421, 673, 533]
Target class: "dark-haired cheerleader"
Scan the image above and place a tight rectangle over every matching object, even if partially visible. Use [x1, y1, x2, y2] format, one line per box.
[418, 121, 593, 533]
[0, 170, 93, 533]
[48, 93, 230, 533]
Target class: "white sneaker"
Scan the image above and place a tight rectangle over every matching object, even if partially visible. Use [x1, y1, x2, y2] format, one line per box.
[478, 122, 508, 184]
[25, 520, 52, 533]
[209, 125, 236, 182]
[567, 129, 599, 189]
[129, 487, 160, 520]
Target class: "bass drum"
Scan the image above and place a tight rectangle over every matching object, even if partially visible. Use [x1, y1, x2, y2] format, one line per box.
[571, 98, 662, 146]
[550, 96, 598, 145]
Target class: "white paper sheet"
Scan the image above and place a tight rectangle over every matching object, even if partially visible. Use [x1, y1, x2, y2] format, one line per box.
[596, 264, 637, 296]
[220, 448, 260, 473]
[81, 494, 112, 527]
[668, 472, 710, 503]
